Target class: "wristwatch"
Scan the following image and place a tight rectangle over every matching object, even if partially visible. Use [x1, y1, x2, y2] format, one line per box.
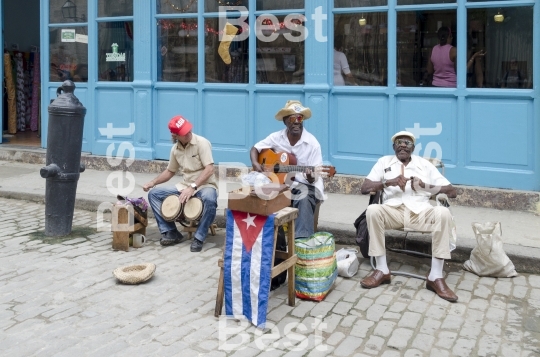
[382, 178, 388, 189]
[190, 183, 198, 190]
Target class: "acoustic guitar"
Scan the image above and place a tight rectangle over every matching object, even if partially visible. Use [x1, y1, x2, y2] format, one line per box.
[258, 149, 336, 184]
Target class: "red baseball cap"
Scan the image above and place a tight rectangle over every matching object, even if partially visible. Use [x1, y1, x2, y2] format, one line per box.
[168, 115, 193, 136]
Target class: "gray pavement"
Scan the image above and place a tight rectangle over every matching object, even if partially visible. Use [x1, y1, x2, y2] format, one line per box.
[1, 198, 540, 356]
[1, 160, 540, 273]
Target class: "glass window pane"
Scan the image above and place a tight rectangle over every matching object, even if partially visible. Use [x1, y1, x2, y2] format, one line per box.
[157, 0, 197, 15]
[256, 15, 305, 84]
[205, 0, 248, 13]
[98, 0, 133, 17]
[50, 0, 88, 23]
[157, 19, 198, 82]
[205, 18, 248, 83]
[398, 0, 455, 5]
[467, 7, 533, 89]
[334, 13, 388, 86]
[98, 22, 134, 82]
[257, 0, 304, 11]
[49, 27, 88, 82]
[334, 0, 387, 7]
[397, 10, 456, 87]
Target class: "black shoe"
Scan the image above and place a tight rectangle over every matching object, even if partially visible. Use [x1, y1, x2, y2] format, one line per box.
[160, 230, 185, 246]
[190, 238, 204, 252]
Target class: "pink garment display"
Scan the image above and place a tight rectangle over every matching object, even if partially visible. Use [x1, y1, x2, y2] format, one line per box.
[431, 44, 456, 87]
[31, 52, 40, 132]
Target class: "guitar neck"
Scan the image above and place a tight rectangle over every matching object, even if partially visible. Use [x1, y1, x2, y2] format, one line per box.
[275, 165, 315, 173]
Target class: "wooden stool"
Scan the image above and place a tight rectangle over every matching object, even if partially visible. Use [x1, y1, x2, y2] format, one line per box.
[181, 221, 218, 239]
[214, 207, 299, 317]
[112, 204, 148, 251]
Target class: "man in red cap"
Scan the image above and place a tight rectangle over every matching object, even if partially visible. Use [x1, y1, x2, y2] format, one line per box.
[143, 115, 217, 252]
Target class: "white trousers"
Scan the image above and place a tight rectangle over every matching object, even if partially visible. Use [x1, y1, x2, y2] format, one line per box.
[366, 204, 453, 259]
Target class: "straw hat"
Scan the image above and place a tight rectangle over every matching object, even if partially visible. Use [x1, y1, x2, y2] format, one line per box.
[391, 130, 416, 144]
[275, 100, 312, 121]
[113, 263, 156, 285]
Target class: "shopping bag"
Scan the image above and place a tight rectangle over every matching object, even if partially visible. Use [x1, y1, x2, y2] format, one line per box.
[336, 248, 359, 278]
[295, 232, 337, 301]
[463, 222, 518, 278]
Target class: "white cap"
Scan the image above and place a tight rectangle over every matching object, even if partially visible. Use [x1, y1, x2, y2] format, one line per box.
[391, 131, 416, 144]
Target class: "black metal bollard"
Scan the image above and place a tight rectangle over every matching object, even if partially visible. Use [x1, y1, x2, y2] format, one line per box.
[40, 80, 87, 236]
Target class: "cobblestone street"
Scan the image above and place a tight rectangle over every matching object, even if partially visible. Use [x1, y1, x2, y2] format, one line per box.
[1, 198, 539, 357]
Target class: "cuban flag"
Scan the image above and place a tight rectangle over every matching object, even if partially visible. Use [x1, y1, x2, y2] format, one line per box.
[224, 210, 275, 328]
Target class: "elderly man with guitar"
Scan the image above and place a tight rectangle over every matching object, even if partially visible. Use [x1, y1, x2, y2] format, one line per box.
[250, 100, 334, 239]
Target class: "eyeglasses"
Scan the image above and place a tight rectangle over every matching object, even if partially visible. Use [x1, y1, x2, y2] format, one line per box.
[286, 114, 304, 123]
[394, 139, 414, 148]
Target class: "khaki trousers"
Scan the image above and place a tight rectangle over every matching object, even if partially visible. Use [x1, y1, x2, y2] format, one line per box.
[366, 204, 453, 259]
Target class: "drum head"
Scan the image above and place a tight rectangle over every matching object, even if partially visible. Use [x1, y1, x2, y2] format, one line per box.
[183, 197, 203, 221]
[161, 195, 182, 222]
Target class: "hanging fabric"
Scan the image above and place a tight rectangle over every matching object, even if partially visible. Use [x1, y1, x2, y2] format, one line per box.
[4, 52, 17, 134]
[15, 52, 27, 132]
[30, 51, 40, 132]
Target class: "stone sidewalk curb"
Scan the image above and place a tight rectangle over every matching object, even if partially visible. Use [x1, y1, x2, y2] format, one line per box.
[1, 146, 539, 213]
[2, 189, 539, 275]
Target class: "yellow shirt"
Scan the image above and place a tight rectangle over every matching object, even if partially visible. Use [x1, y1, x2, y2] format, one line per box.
[167, 134, 218, 192]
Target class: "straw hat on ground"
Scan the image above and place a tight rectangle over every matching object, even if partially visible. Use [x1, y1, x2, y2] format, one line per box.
[275, 100, 312, 121]
[113, 263, 156, 285]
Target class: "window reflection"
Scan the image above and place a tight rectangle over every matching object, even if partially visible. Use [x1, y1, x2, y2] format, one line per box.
[334, 13, 388, 86]
[205, 18, 248, 83]
[256, 15, 305, 84]
[157, 0, 197, 14]
[205, 0, 248, 13]
[467, 7, 533, 89]
[397, 10, 456, 87]
[256, 0, 304, 11]
[398, 0, 455, 4]
[334, 0, 387, 7]
[157, 19, 198, 82]
[49, 0, 88, 24]
[98, 22, 134, 82]
[98, 0, 133, 17]
[49, 27, 88, 82]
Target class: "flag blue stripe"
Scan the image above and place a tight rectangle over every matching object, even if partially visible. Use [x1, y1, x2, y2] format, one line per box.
[241, 241, 252, 322]
[224, 210, 235, 316]
[256, 214, 275, 327]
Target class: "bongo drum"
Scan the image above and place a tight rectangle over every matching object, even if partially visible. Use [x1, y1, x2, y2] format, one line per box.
[160, 195, 183, 222]
[183, 197, 203, 222]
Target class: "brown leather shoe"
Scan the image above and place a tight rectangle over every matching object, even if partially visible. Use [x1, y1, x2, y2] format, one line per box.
[426, 277, 458, 302]
[360, 269, 391, 289]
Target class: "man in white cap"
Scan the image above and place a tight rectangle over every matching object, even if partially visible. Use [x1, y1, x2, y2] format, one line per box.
[359, 131, 459, 302]
[250, 100, 325, 239]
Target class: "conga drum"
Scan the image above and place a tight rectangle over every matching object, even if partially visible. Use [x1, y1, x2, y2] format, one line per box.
[160, 195, 183, 222]
[183, 197, 203, 222]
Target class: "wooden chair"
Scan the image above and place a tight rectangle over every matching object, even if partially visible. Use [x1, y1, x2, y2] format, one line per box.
[369, 158, 450, 280]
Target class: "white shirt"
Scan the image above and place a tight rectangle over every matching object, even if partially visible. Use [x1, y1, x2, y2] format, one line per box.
[334, 49, 351, 86]
[366, 155, 451, 214]
[254, 128, 325, 199]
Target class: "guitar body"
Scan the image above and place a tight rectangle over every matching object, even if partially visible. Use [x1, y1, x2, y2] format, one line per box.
[258, 149, 297, 184]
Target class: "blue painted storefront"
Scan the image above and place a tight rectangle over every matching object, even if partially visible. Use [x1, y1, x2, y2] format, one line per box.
[34, 0, 540, 191]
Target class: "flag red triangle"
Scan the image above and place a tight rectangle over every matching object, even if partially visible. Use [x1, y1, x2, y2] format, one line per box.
[231, 211, 268, 253]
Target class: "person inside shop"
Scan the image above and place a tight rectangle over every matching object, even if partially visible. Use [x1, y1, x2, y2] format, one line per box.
[250, 100, 325, 239]
[467, 16, 486, 88]
[359, 131, 459, 302]
[501, 58, 526, 88]
[334, 37, 356, 86]
[143, 115, 218, 252]
[424, 26, 485, 87]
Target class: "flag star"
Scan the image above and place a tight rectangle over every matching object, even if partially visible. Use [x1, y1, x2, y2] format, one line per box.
[242, 213, 257, 229]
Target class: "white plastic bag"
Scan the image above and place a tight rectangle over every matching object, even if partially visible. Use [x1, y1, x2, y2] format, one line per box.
[463, 222, 517, 278]
[336, 248, 359, 278]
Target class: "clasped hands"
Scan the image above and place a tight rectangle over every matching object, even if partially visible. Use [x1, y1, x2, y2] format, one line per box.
[385, 175, 426, 192]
